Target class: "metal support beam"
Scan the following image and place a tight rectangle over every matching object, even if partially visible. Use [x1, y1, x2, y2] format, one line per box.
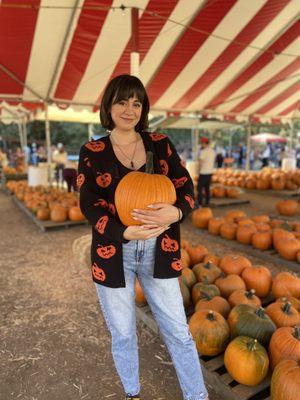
[130, 7, 139, 77]
[45, 104, 52, 185]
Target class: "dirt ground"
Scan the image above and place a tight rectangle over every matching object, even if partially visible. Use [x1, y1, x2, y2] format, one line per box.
[0, 190, 290, 400]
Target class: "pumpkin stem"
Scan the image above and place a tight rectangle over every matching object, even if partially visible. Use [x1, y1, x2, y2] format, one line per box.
[200, 291, 212, 301]
[207, 310, 215, 321]
[246, 289, 256, 298]
[293, 326, 300, 340]
[247, 338, 258, 352]
[204, 262, 212, 269]
[282, 302, 292, 314]
[255, 307, 266, 319]
[202, 276, 210, 285]
[146, 151, 154, 174]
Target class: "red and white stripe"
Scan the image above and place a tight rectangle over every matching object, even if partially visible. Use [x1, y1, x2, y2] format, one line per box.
[0, 0, 299, 123]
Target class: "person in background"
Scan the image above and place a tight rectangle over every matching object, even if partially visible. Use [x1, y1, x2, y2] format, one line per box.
[261, 143, 272, 168]
[238, 143, 244, 168]
[216, 152, 224, 168]
[52, 143, 68, 187]
[37, 145, 47, 163]
[197, 137, 215, 207]
[63, 159, 78, 192]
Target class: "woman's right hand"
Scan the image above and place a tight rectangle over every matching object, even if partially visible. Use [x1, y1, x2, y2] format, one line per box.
[123, 224, 170, 240]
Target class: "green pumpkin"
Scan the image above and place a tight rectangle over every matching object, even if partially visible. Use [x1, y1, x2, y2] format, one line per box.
[228, 304, 276, 346]
[191, 281, 220, 305]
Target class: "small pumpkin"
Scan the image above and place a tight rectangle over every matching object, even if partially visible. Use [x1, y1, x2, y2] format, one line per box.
[225, 210, 246, 222]
[180, 268, 197, 289]
[265, 301, 300, 328]
[186, 244, 208, 265]
[192, 261, 222, 283]
[135, 279, 147, 306]
[195, 295, 231, 318]
[224, 336, 269, 386]
[220, 222, 238, 240]
[271, 359, 300, 400]
[219, 254, 252, 275]
[115, 152, 176, 226]
[276, 237, 300, 261]
[241, 265, 272, 298]
[68, 206, 85, 221]
[236, 224, 257, 245]
[276, 199, 299, 216]
[192, 207, 213, 229]
[191, 281, 220, 305]
[272, 272, 300, 299]
[208, 217, 225, 235]
[228, 289, 262, 308]
[251, 231, 272, 250]
[50, 205, 68, 222]
[228, 304, 276, 346]
[215, 273, 246, 299]
[179, 281, 191, 309]
[269, 325, 300, 369]
[203, 253, 220, 266]
[189, 310, 230, 356]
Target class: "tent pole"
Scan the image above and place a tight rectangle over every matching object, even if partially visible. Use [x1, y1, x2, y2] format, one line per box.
[245, 122, 252, 171]
[130, 8, 140, 77]
[45, 103, 52, 185]
[88, 123, 93, 140]
[22, 119, 28, 167]
[17, 122, 24, 149]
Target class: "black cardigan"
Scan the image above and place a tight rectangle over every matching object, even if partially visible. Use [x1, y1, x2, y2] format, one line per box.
[78, 132, 195, 288]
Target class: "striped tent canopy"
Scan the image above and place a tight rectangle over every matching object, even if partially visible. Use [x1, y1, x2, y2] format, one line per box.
[0, 0, 299, 125]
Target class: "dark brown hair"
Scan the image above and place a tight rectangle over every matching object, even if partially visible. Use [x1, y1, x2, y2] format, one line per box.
[100, 74, 149, 131]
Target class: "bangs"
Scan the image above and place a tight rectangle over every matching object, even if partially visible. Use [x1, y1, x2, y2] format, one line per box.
[112, 82, 145, 105]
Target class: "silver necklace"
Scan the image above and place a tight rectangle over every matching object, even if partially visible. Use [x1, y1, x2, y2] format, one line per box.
[110, 134, 139, 169]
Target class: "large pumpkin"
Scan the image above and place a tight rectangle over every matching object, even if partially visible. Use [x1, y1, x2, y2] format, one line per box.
[241, 265, 272, 298]
[115, 151, 176, 226]
[50, 205, 68, 222]
[271, 359, 300, 400]
[276, 199, 299, 216]
[269, 326, 300, 369]
[228, 304, 276, 346]
[224, 336, 269, 386]
[195, 295, 231, 318]
[272, 272, 300, 299]
[189, 310, 230, 356]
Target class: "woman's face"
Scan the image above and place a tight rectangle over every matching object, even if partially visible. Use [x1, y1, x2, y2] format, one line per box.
[110, 95, 142, 132]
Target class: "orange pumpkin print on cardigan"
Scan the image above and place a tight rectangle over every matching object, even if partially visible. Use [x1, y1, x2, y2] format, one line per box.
[172, 177, 188, 188]
[94, 198, 108, 208]
[85, 141, 105, 152]
[108, 203, 116, 215]
[171, 258, 182, 271]
[150, 133, 167, 141]
[159, 159, 169, 175]
[185, 194, 195, 209]
[95, 216, 108, 234]
[97, 245, 116, 259]
[92, 262, 106, 281]
[77, 173, 85, 189]
[84, 157, 92, 167]
[161, 234, 179, 252]
[96, 172, 112, 188]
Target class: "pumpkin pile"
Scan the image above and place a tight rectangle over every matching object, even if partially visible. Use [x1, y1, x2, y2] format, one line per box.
[192, 207, 300, 263]
[3, 165, 26, 175]
[7, 180, 85, 223]
[177, 240, 300, 394]
[212, 167, 300, 191]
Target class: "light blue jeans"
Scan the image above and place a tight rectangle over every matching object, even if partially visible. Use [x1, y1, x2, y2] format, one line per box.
[94, 238, 208, 400]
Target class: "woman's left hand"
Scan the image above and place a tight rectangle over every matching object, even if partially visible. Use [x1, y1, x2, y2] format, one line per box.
[131, 203, 181, 226]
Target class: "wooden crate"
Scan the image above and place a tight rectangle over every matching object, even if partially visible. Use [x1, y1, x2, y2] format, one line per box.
[12, 196, 88, 232]
[136, 305, 271, 400]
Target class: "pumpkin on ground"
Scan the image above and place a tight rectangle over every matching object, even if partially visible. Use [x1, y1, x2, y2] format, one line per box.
[242, 265, 272, 298]
[271, 359, 300, 400]
[276, 199, 299, 216]
[251, 231, 272, 250]
[186, 244, 208, 265]
[115, 151, 176, 226]
[265, 301, 300, 328]
[208, 217, 225, 235]
[203, 253, 220, 266]
[228, 289, 262, 308]
[219, 254, 252, 275]
[225, 210, 246, 222]
[195, 295, 231, 318]
[68, 206, 85, 221]
[276, 237, 300, 261]
[192, 207, 213, 229]
[276, 296, 300, 313]
[236, 224, 257, 245]
[215, 274, 246, 299]
[135, 279, 147, 306]
[36, 207, 50, 221]
[179, 281, 191, 310]
[50, 205, 68, 222]
[220, 222, 238, 240]
[224, 336, 269, 386]
[189, 310, 230, 356]
[228, 304, 276, 347]
[191, 282, 220, 305]
[180, 268, 197, 289]
[180, 248, 191, 268]
[269, 326, 300, 369]
[272, 272, 300, 299]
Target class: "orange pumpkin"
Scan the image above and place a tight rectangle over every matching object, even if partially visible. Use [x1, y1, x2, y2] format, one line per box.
[271, 359, 300, 400]
[180, 248, 191, 268]
[276, 296, 300, 313]
[219, 222, 238, 240]
[68, 206, 85, 221]
[269, 325, 300, 369]
[241, 265, 272, 298]
[195, 296, 231, 318]
[225, 210, 246, 222]
[215, 274, 246, 299]
[192, 207, 213, 229]
[219, 254, 252, 275]
[36, 208, 50, 221]
[273, 228, 294, 251]
[203, 253, 220, 266]
[135, 279, 147, 306]
[186, 244, 208, 265]
[115, 152, 176, 226]
[276, 199, 299, 216]
[224, 336, 269, 386]
[50, 205, 68, 222]
[272, 272, 300, 299]
[251, 231, 272, 250]
[276, 237, 300, 261]
[236, 224, 257, 245]
[189, 310, 230, 356]
[265, 301, 300, 327]
[228, 289, 262, 308]
[208, 217, 225, 235]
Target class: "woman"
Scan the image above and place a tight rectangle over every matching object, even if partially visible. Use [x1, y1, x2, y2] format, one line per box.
[78, 75, 208, 400]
